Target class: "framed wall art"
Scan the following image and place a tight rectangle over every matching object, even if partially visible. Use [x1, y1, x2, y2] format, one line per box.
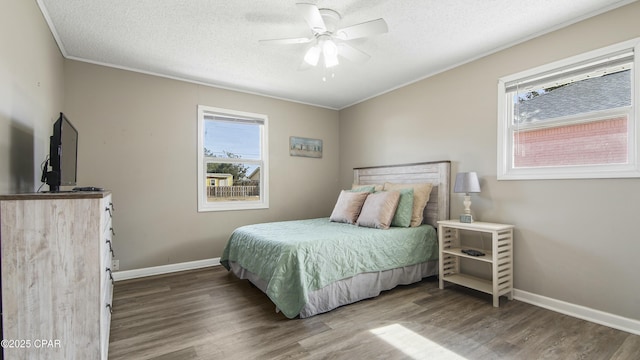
[289, 136, 322, 158]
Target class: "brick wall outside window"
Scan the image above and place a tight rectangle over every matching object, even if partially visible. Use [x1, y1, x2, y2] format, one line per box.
[514, 117, 627, 167]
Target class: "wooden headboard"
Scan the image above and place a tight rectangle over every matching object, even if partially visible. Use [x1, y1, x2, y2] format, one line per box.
[353, 161, 451, 228]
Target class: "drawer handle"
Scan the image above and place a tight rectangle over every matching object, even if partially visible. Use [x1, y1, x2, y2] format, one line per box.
[106, 267, 114, 285]
[106, 239, 115, 258]
[106, 303, 112, 314]
[110, 202, 115, 212]
[110, 227, 116, 236]
[105, 207, 112, 218]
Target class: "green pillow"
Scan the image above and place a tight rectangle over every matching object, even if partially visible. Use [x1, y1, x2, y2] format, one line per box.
[350, 185, 375, 193]
[391, 188, 414, 227]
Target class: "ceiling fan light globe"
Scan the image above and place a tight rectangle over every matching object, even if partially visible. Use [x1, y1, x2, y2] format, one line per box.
[322, 39, 338, 56]
[324, 52, 339, 68]
[322, 39, 339, 68]
[304, 45, 321, 66]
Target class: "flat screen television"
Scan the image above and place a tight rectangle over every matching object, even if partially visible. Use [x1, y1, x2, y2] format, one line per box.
[45, 112, 78, 192]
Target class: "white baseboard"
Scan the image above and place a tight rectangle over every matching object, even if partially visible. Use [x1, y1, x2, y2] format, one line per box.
[514, 289, 640, 336]
[113, 258, 220, 281]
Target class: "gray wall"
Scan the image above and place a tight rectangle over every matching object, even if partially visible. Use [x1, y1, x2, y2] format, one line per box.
[63, 61, 340, 271]
[0, 0, 64, 194]
[338, 2, 640, 321]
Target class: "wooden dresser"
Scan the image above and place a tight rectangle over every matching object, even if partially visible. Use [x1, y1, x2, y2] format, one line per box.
[0, 191, 114, 360]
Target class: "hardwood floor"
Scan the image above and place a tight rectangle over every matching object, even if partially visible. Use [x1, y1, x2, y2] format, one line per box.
[109, 267, 640, 360]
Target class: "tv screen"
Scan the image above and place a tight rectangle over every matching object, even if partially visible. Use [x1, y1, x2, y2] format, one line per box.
[47, 112, 78, 191]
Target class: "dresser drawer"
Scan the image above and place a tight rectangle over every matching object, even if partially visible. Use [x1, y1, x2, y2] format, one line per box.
[102, 278, 113, 320]
[102, 255, 114, 293]
[101, 194, 113, 234]
[100, 296, 113, 360]
[100, 258, 114, 360]
[101, 227, 114, 264]
[100, 220, 114, 299]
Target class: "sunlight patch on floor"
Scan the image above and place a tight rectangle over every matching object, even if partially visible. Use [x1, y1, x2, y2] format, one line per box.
[370, 324, 467, 360]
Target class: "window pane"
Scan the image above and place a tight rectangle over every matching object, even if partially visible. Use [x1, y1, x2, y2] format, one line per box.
[513, 116, 628, 168]
[513, 69, 631, 124]
[204, 119, 260, 160]
[498, 40, 640, 180]
[198, 105, 268, 211]
[205, 163, 260, 202]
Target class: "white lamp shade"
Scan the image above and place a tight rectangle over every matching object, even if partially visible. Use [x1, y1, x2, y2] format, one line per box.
[454, 172, 481, 194]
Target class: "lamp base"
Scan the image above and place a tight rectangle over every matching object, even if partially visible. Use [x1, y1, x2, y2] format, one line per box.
[459, 214, 474, 223]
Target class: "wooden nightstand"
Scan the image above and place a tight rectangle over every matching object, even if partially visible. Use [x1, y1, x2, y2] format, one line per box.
[437, 220, 514, 307]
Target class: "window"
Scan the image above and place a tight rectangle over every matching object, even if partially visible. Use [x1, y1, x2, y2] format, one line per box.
[197, 105, 269, 211]
[497, 38, 640, 180]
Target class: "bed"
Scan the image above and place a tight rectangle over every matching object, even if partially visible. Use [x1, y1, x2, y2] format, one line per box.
[220, 161, 451, 318]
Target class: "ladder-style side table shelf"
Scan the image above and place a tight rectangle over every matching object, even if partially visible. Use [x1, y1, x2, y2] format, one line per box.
[438, 220, 514, 307]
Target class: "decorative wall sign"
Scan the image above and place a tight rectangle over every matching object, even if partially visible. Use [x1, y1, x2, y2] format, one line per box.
[290, 136, 323, 158]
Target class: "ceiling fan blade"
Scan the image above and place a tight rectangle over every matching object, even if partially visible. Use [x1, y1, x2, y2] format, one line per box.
[298, 59, 313, 71]
[297, 3, 326, 33]
[337, 43, 370, 63]
[335, 18, 388, 40]
[259, 37, 313, 45]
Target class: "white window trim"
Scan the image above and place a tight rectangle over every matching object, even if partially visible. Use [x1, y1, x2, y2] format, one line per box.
[197, 105, 269, 211]
[497, 38, 640, 180]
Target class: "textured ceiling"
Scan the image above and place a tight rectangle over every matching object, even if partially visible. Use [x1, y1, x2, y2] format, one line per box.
[37, 0, 635, 109]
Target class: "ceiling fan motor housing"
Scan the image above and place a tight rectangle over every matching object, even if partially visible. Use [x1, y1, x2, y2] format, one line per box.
[318, 8, 341, 35]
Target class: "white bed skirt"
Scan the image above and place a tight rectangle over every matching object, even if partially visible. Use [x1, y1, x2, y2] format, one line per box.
[228, 260, 438, 318]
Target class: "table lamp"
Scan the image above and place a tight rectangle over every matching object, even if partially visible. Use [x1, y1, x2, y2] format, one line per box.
[453, 172, 481, 223]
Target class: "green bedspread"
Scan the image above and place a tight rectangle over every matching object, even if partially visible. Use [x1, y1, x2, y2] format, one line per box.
[220, 217, 438, 318]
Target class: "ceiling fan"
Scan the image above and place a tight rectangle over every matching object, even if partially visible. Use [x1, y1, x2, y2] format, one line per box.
[260, 3, 388, 69]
